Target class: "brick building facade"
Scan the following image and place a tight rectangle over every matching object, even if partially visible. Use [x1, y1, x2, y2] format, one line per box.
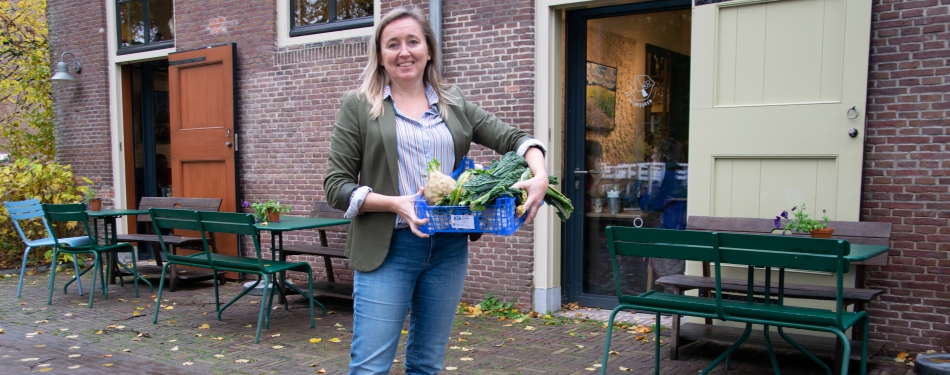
[46, 0, 949, 354]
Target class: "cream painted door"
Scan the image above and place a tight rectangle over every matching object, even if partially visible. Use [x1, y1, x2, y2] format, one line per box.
[686, 0, 872, 334]
[689, 0, 872, 221]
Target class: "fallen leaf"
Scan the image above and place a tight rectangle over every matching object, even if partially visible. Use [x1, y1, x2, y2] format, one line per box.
[132, 311, 141, 316]
[106, 324, 118, 329]
[897, 352, 909, 363]
[117, 325, 125, 329]
[183, 362, 193, 366]
[69, 346, 80, 350]
[212, 336, 224, 340]
[316, 369, 326, 374]
[68, 354, 81, 358]
[244, 325, 253, 328]
[576, 344, 585, 348]
[272, 345, 284, 349]
[170, 346, 179, 351]
[609, 350, 620, 355]
[123, 349, 131, 352]
[334, 323, 343, 328]
[169, 339, 177, 342]
[619, 366, 632, 372]
[66, 335, 78, 339]
[68, 365, 81, 369]
[446, 367, 457, 371]
[103, 363, 113, 367]
[39, 368, 52, 372]
[524, 326, 536, 331]
[401, 329, 408, 335]
[585, 367, 596, 371]
[458, 331, 472, 335]
[35, 344, 46, 348]
[165, 306, 174, 310]
[194, 334, 202, 337]
[309, 338, 322, 343]
[20, 358, 40, 362]
[329, 338, 341, 343]
[460, 357, 473, 361]
[34, 320, 48, 324]
[199, 323, 210, 329]
[270, 333, 280, 337]
[95, 330, 103, 334]
[214, 354, 225, 358]
[235, 359, 249, 363]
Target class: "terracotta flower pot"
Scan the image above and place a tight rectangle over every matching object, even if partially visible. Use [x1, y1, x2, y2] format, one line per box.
[88, 198, 102, 211]
[267, 210, 281, 223]
[810, 228, 834, 238]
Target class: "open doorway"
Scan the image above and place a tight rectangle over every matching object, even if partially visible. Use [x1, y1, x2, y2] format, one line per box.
[121, 60, 171, 258]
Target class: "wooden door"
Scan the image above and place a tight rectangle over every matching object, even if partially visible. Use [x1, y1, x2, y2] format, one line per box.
[168, 43, 239, 276]
[689, 0, 872, 221]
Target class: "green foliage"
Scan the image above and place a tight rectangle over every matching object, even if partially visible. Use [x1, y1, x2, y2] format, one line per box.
[775, 203, 830, 234]
[479, 293, 519, 319]
[0, 0, 55, 162]
[0, 159, 89, 268]
[243, 199, 291, 223]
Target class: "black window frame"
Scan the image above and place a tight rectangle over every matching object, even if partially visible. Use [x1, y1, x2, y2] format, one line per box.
[289, 0, 374, 37]
[116, 0, 175, 55]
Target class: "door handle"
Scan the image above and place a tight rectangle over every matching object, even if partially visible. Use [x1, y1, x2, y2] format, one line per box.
[573, 168, 600, 190]
[572, 169, 600, 175]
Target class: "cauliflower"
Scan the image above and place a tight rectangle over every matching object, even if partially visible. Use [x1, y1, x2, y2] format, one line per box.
[424, 158, 456, 204]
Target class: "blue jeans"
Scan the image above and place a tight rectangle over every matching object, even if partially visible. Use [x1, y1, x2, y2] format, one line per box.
[349, 229, 469, 375]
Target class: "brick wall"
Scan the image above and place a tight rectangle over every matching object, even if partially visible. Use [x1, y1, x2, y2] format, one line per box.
[864, 0, 950, 354]
[47, 0, 113, 202]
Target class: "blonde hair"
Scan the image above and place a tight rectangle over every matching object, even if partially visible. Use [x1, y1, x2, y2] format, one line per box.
[357, 6, 456, 119]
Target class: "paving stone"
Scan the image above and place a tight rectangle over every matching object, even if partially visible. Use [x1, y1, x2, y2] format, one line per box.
[0, 271, 916, 374]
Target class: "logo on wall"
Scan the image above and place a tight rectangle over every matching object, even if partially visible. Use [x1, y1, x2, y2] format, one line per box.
[626, 75, 656, 108]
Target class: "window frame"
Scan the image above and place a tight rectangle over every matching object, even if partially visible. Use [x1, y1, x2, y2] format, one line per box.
[115, 0, 175, 55]
[289, 0, 374, 37]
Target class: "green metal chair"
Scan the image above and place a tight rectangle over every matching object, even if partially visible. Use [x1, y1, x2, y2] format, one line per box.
[149, 208, 322, 343]
[42, 203, 152, 307]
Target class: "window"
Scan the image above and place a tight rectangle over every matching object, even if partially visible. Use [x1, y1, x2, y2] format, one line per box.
[117, 0, 174, 55]
[291, 0, 374, 37]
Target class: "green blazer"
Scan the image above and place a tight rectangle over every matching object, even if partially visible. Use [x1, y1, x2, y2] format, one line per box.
[324, 86, 536, 272]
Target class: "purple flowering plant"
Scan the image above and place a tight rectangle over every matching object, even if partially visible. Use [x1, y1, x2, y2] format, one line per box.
[775, 203, 830, 234]
[242, 199, 291, 223]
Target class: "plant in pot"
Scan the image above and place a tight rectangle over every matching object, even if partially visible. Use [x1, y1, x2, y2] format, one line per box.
[774, 203, 832, 238]
[244, 199, 291, 224]
[85, 188, 102, 211]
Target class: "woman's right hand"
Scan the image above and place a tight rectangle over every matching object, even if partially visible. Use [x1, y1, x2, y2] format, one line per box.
[396, 188, 430, 238]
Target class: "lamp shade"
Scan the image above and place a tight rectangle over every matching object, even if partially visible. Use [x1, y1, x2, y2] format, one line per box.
[51, 61, 75, 81]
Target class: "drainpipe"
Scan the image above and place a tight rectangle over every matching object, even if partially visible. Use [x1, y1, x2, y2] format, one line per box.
[430, 0, 442, 73]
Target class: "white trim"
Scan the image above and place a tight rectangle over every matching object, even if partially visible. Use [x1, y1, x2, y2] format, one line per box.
[276, 0, 380, 48]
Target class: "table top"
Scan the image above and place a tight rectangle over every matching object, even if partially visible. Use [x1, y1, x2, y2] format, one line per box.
[86, 209, 149, 217]
[847, 244, 889, 262]
[255, 216, 350, 232]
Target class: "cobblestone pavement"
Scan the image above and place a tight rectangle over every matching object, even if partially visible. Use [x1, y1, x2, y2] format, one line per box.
[0, 270, 913, 375]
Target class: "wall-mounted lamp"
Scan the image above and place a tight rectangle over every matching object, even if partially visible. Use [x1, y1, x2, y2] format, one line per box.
[51, 52, 82, 81]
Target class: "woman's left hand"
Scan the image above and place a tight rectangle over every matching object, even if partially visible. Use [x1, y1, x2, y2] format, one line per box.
[512, 173, 548, 223]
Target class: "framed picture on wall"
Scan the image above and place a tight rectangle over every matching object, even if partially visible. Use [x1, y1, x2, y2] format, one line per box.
[586, 62, 617, 132]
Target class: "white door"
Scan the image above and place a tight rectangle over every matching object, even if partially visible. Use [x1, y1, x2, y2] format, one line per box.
[689, 0, 872, 221]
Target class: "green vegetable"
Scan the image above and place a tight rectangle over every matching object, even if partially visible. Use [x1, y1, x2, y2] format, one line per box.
[434, 152, 574, 221]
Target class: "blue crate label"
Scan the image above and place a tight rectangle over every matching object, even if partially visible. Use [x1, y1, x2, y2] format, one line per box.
[450, 214, 476, 229]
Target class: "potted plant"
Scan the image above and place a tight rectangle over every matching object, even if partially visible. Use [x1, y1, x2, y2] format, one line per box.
[774, 203, 833, 238]
[85, 188, 102, 211]
[243, 200, 292, 224]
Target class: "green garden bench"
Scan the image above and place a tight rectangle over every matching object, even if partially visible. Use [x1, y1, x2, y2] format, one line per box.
[601, 226, 870, 375]
[148, 208, 323, 343]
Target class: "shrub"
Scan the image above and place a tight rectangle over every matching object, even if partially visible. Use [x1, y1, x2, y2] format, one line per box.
[0, 158, 90, 268]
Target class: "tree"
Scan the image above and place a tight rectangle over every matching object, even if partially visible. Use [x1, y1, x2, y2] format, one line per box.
[0, 0, 54, 162]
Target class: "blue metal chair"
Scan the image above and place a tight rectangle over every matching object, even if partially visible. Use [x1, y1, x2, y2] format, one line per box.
[4, 199, 90, 297]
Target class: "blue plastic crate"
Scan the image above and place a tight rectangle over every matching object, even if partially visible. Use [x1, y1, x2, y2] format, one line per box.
[414, 195, 524, 236]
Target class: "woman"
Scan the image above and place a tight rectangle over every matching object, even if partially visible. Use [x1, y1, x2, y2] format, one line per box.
[324, 6, 548, 375]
